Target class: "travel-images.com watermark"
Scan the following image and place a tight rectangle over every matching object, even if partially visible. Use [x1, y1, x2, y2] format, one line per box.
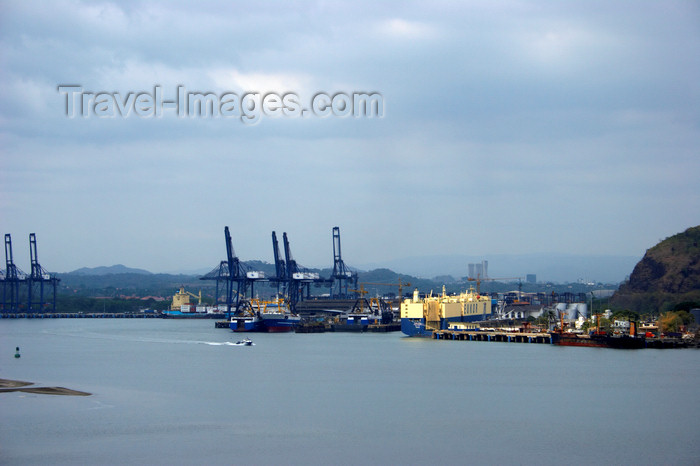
[58, 85, 384, 124]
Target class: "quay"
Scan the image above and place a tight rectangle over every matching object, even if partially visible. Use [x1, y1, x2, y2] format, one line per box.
[432, 330, 700, 348]
[433, 329, 553, 344]
[291, 322, 401, 333]
[645, 337, 699, 349]
[368, 323, 401, 332]
[0, 312, 160, 319]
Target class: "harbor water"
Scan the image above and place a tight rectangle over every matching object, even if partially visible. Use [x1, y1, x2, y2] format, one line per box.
[1, 319, 699, 465]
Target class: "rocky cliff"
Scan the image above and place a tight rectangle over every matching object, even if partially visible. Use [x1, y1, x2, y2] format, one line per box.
[611, 226, 700, 313]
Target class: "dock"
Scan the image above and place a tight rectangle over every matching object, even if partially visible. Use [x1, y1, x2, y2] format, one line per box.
[645, 337, 699, 349]
[368, 323, 401, 332]
[0, 312, 160, 319]
[432, 329, 553, 344]
[293, 322, 402, 333]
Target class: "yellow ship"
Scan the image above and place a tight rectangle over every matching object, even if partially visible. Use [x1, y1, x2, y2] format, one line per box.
[401, 286, 492, 337]
[170, 286, 201, 312]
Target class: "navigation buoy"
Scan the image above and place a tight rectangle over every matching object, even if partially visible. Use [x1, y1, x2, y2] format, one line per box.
[15, 346, 20, 358]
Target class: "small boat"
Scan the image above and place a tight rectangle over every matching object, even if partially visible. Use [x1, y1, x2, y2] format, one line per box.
[235, 338, 253, 346]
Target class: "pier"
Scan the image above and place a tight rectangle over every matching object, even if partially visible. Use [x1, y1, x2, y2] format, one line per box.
[0, 312, 160, 319]
[432, 329, 552, 344]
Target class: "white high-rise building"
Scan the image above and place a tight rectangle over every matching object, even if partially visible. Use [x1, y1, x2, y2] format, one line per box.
[468, 260, 488, 279]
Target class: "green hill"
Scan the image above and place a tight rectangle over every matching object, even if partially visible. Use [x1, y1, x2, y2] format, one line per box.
[611, 226, 700, 313]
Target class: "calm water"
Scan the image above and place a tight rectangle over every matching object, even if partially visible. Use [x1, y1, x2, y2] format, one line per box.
[1, 319, 698, 465]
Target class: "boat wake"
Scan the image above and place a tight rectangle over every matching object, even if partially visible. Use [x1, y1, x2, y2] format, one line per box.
[39, 329, 253, 347]
[202, 341, 254, 346]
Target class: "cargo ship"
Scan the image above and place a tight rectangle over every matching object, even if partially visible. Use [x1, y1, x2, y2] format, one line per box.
[401, 286, 492, 337]
[550, 320, 645, 349]
[162, 287, 224, 318]
[230, 298, 300, 333]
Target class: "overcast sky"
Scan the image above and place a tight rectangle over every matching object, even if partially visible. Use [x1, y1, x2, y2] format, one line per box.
[1, 0, 698, 274]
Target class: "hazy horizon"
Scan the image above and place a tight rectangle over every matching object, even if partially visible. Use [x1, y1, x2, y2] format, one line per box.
[57, 250, 640, 284]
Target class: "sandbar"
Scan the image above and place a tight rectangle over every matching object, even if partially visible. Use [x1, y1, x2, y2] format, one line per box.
[0, 378, 91, 396]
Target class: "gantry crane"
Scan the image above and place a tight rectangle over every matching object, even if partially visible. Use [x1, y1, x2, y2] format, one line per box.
[271, 231, 286, 296]
[199, 226, 265, 316]
[2, 234, 24, 313]
[330, 227, 357, 298]
[27, 233, 60, 312]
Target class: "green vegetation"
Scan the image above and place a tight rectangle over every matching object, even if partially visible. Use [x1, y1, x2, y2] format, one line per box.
[55, 296, 170, 314]
[658, 310, 695, 334]
[610, 309, 640, 321]
[534, 309, 556, 328]
[582, 317, 612, 333]
[612, 225, 700, 313]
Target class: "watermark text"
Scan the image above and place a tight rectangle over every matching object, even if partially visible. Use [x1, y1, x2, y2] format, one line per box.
[58, 85, 384, 124]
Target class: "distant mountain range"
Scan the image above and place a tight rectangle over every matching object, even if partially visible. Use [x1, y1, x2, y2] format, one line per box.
[69, 264, 152, 276]
[357, 253, 640, 284]
[64, 253, 639, 284]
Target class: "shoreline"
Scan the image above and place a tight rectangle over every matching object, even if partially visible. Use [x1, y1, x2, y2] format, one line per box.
[0, 378, 91, 396]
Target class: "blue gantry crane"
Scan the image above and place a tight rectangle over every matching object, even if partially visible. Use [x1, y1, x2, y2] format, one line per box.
[27, 233, 60, 313]
[2, 234, 24, 313]
[201, 227, 357, 314]
[280, 231, 330, 312]
[282, 232, 302, 311]
[329, 226, 357, 298]
[1, 233, 59, 315]
[270, 231, 287, 296]
[200, 226, 265, 317]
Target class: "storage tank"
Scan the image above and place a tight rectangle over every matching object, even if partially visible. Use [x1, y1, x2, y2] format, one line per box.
[555, 303, 568, 317]
[566, 303, 588, 320]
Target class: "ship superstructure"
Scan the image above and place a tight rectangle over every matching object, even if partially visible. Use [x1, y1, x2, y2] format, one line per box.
[162, 286, 224, 318]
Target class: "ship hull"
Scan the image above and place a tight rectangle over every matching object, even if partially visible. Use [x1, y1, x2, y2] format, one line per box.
[229, 317, 262, 332]
[162, 311, 225, 319]
[332, 315, 379, 332]
[551, 333, 645, 349]
[401, 315, 484, 337]
[230, 314, 301, 332]
[261, 314, 301, 333]
[401, 318, 431, 337]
